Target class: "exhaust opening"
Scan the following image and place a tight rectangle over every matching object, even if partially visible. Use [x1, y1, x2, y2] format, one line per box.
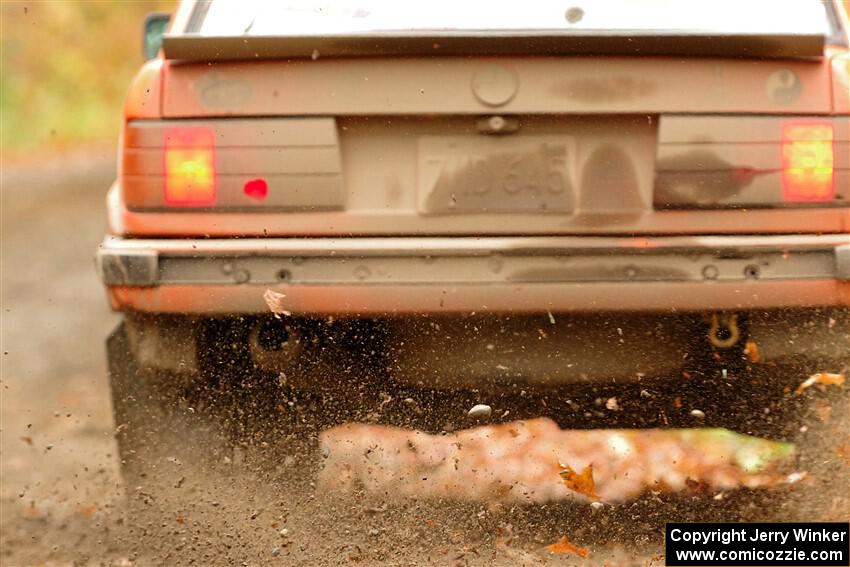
[249, 318, 304, 373]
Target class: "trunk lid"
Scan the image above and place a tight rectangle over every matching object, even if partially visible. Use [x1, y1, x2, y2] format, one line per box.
[162, 56, 832, 116]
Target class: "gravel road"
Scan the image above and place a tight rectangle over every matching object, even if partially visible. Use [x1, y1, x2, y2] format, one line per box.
[1, 154, 123, 565]
[1, 156, 847, 566]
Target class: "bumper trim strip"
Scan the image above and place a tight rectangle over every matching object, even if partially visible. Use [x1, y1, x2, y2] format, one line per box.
[97, 235, 850, 313]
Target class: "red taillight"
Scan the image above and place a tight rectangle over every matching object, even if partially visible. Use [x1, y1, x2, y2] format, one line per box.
[164, 127, 216, 206]
[781, 123, 834, 202]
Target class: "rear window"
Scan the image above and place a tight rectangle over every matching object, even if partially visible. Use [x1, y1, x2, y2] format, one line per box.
[182, 0, 835, 38]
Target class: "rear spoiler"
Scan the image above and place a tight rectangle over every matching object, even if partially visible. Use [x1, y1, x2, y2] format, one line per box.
[161, 30, 827, 62]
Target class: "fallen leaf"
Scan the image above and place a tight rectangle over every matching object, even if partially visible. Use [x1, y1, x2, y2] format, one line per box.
[836, 445, 850, 466]
[795, 373, 845, 395]
[545, 535, 589, 558]
[558, 463, 600, 501]
[743, 340, 761, 363]
[20, 436, 32, 446]
[263, 289, 288, 313]
[77, 504, 98, 519]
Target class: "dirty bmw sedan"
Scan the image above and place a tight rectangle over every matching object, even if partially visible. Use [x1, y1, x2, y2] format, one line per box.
[97, 0, 850, 486]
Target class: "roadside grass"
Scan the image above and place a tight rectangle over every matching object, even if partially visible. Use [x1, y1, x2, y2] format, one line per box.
[1, 1, 172, 161]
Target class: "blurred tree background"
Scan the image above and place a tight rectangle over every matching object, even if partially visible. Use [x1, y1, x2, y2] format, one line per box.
[1, 1, 173, 159]
[1, 0, 848, 159]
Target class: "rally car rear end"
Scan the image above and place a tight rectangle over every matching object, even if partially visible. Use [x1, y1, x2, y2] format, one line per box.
[98, 1, 850, 473]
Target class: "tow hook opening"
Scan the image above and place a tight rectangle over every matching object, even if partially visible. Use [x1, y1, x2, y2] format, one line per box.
[707, 313, 741, 349]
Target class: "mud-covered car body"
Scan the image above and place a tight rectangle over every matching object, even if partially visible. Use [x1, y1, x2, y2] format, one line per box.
[99, 0, 850, 390]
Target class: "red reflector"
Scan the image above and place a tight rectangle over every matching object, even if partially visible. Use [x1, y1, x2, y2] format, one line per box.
[244, 178, 268, 200]
[164, 127, 216, 206]
[781, 123, 834, 202]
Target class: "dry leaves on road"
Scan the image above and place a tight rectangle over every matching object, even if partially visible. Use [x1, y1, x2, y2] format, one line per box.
[836, 444, 850, 466]
[558, 463, 600, 501]
[795, 372, 846, 395]
[743, 340, 761, 363]
[545, 535, 590, 558]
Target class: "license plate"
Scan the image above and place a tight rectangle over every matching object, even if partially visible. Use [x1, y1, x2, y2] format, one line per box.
[418, 135, 576, 213]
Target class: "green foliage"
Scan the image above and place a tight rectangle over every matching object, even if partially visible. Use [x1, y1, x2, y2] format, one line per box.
[1, 0, 174, 155]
